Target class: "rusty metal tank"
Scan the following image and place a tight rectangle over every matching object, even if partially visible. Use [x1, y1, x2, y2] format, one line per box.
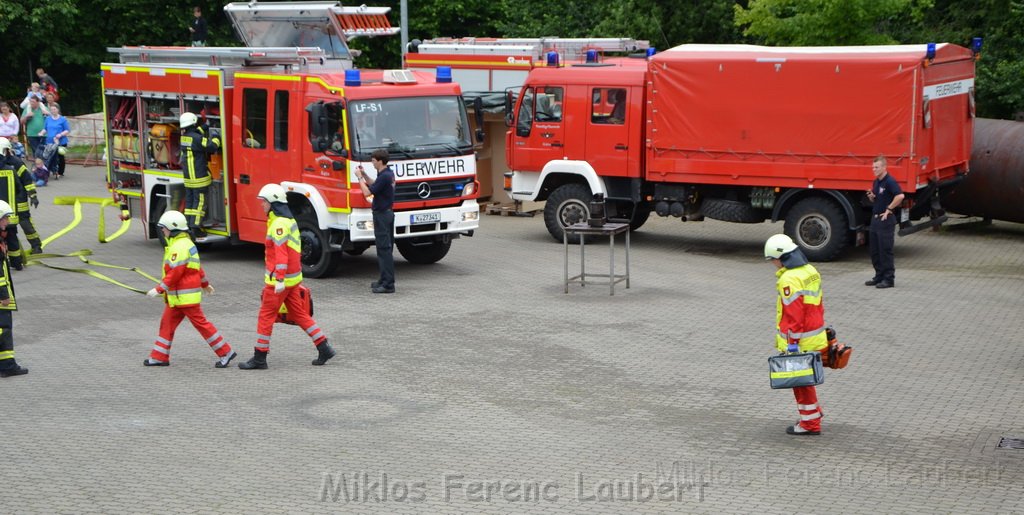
[945, 118, 1024, 223]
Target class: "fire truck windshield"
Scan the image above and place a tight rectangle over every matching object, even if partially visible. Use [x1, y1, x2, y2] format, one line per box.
[346, 96, 472, 160]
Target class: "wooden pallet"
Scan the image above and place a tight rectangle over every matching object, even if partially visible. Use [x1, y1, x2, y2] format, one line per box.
[484, 202, 537, 217]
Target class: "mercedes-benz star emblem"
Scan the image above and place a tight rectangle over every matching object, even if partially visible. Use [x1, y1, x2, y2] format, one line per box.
[416, 182, 431, 199]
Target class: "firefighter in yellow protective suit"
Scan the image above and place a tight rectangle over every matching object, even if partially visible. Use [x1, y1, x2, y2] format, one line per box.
[0, 200, 28, 377]
[179, 112, 219, 238]
[765, 234, 828, 436]
[0, 138, 43, 254]
[0, 143, 29, 270]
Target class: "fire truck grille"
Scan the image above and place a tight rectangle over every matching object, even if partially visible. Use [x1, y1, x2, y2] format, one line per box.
[395, 178, 470, 203]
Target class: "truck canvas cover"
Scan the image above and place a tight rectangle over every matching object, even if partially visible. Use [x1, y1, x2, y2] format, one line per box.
[647, 43, 975, 191]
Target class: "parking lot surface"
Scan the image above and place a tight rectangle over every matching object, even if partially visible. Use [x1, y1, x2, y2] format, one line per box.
[4, 165, 1024, 513]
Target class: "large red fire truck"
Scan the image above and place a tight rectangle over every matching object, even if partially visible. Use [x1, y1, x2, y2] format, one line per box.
[103, 1, 481, 277]
[503, 43, 977, 260]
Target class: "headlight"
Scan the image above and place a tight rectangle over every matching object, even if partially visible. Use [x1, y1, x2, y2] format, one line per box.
[356, 220, 374, 230]
[462, 211, 479, 222]
[461, 181, 477, 197]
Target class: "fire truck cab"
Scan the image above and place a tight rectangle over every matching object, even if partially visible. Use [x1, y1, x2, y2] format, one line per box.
[103, 1, 481, 277]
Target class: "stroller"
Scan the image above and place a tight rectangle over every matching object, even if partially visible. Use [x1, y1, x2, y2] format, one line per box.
[40, 143, 60, 179]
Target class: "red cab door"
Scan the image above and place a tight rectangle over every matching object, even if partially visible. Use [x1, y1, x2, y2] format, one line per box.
[584, 86, 638, 178]
[509, 85, 565, 172]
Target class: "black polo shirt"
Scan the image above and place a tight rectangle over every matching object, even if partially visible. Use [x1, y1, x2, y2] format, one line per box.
[872, 173, 903, 215]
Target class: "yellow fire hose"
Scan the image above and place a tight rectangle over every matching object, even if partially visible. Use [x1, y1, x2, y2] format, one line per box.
[24, 196, 159, 294]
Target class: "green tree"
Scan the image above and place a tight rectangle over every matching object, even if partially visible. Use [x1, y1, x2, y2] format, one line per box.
[734, 0, 933, 45]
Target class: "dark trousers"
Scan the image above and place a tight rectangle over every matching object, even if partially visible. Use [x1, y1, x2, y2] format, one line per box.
[184, 186, 207, 229]
[27, 137, 45, 158]
[3, 225, 22, 269]
[18, 212, 42, 252]
[0, 326, 17, 371]
[869, 215, 896, 282]
[372, 209, 395, 288]
[53, 152, 66, 177]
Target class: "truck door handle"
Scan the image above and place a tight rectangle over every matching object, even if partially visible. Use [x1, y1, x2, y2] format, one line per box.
[240, 174, 250, 184]
[304, 167, 315, 172]
[551, 142, 563, 147]
[615, 144, 628, 150]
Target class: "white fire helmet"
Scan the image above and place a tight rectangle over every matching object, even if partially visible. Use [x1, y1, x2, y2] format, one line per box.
[764, 234, 798, 260]
[157, 210, 188, 231]
[0, 200, 13, 220]
[0, 137, 10, 155]
[180, 112, 199, 129]
[258, 183, 287, 204]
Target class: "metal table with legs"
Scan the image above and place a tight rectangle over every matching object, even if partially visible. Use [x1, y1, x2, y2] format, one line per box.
[563, 222, 630, 295]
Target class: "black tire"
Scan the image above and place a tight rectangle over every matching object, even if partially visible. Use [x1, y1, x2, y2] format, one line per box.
[544, 183, 591, 243]
[628, 202, 652, 231]
[149, 196, 168, 241]
[784, 197, 850, 261]
[701, 198, 765, 223]
[297, 216, 341, 278]
[397, 238, 452, 264]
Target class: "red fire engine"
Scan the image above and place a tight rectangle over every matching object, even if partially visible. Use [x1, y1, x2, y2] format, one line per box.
[103, 1, 482, 277]
[502, 43, 977, 260]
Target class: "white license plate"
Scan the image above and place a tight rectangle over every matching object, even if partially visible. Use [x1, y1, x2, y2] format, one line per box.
[411, 212, 441, 224]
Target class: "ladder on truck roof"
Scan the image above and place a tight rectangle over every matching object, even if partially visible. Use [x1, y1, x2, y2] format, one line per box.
[107, 46, 328, 67]
[412, 37, 650, 61]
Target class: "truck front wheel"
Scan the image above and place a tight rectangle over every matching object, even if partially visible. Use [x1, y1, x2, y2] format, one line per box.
[544, 183, 591, 243]
[397, 237, 452, 264]
[298, 217, 341, 278]
[784, 197, 850, 261]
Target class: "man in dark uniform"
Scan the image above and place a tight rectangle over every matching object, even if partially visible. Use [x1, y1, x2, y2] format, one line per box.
[357, 149, 396, 294]
[865, 155, 905, 289]
[178, 112, 219, 238]
[0, 138, 43, 254]
[0, 200, 28, 377]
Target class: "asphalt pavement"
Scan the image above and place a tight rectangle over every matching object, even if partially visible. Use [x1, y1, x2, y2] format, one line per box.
[3, 164, 1023, 513]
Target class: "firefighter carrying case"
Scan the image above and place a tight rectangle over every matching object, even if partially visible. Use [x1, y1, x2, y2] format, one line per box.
[768, 352, 824, 389]
[261, 284, 314, 325]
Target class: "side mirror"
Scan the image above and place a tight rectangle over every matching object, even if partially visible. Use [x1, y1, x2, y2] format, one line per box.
[473, 97, 485, 143]
[504, 90, 514, 127]
[306, 101, 329, 152]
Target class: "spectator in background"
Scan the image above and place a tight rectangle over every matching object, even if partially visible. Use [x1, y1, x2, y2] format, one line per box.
[41, 103, 69, 178]
[20, 97, 49, 158]
[189, 7, 208, 47]
[35, 68, 59, 101]
[0, 104, 18, 142]
[20, 83, 46, 109]
[43, 91, 57, 106]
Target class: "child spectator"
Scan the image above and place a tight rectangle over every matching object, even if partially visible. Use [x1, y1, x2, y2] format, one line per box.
[20, 83, 46, 109]
[36, 68, 59, 101]
[32, 158, 49, 186]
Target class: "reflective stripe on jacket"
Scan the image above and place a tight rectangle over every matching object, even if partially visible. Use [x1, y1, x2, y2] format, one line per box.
[0, 246, 15, 312]
[265, 212, 303, 287]
[0, 166, 21, 224]
[156, 232, 208, 307]
[775, 264, 827, 352]
[180, 126, 218, 188]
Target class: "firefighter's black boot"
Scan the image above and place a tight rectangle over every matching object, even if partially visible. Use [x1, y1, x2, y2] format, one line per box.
[0, 365, 29, 378]
[311, 340, 336, 366]
[238, 350, 268, 370]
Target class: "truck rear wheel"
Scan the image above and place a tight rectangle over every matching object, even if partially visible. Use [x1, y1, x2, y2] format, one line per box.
[784, 197, 849, 261]
[397, 238, 452, 264]
[544, 183, 591, 243]
[297, 216, 341, 278]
